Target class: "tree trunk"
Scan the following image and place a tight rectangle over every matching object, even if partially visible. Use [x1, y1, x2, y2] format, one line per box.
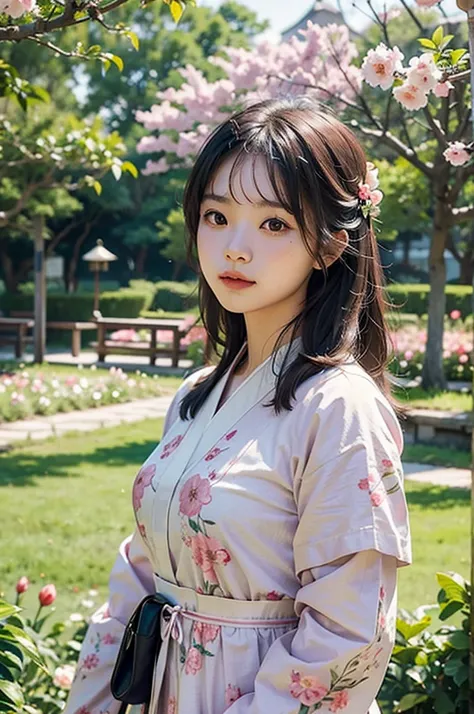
[171, 261, 184, 281]
[135, 245, 148, 276]
[0, 249, 20, 293]
[421, 196, 448, 390]
[66, 220, 96, 293]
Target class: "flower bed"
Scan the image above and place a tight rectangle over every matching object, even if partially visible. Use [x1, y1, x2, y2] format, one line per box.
[0, 366, 168, 423]
[389, 312, 473, 382]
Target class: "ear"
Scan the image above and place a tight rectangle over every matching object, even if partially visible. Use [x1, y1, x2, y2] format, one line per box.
[312, 229, 349, 270]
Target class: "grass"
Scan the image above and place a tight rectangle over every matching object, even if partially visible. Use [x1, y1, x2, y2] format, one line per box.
[393, 385, 472, 412]
[403, 443, 471, 469]
[0, 419, 469, 630]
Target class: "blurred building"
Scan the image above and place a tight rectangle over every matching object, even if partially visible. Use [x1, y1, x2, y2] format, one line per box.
[281, 1, 361, 42]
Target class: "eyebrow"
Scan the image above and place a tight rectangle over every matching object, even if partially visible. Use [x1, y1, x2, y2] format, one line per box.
[202, 192, 286, 210]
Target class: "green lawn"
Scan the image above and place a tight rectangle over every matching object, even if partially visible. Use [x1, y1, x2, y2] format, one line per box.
[393, 385, 472, 412]
[0, 420, 469, 629]
[403, 443, 471, 469]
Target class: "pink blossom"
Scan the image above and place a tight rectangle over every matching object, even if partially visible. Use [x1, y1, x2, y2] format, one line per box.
[358, 478, 370, 490]
[82, 654, 99, 670]
[450, 310, 462, 320]
[185, 646, 203, 675]
[179, 474, 212, 517]
[370, 491, 385, 507]
[110, 329, 140, 342]
[190, 533, 231, 583]
[404, 350, 413, 360]
[132, 463, 156, 511]
[459, 354, 469, 364]
[0, 0, 36, 18]
[444, 142, 470, 167]
[204, 447, 222, 461]
[434, 81, 454, 98]
[160, 434, 184, 460]
[193, 621, 220, 646]
[393, 82, 429, 111]
[102, 633, 116, 645]
[329, 690, 349, 712]
[225, 684, 242, 707]
[415, 0, 440, 6]
[406, 53, 441, 93]
[361, 43, 404, 90]
[53, 664, 76, 690]
[290, 670, 328, 706]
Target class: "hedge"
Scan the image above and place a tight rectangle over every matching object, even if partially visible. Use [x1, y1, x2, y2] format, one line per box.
[0, 289, 151, 320]
[152, 281, 200, 312]
[386, 283, 472, 317]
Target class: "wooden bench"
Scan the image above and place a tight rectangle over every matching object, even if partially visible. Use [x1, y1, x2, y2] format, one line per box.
[10, 312, 96, 357]
[92, 316, 202, 367]
[0, 317, 34, 358]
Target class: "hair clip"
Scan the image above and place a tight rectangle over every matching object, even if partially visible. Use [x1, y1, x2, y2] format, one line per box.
[358, 161, 383, 219]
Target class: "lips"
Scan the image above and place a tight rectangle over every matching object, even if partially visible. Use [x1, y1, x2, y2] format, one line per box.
[219, 272, 255, 283]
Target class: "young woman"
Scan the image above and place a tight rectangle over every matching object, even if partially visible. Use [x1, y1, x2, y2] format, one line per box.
[64, 96, 412, 714]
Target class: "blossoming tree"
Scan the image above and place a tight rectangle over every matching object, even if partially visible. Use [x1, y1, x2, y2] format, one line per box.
[136, 0, 473, 390]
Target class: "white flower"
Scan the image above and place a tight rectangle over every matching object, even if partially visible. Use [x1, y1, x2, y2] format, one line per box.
[361, 43, 404, 90]
[90, 365, 97, 371]
[393, 81, 429, 110]
[406, 53, 441, 93]
[53, 664, 76, 690]
[69, 612, 84, 622]
[72, 384, 82, 395]
[51, 379, 60, 389]
[81, 599, 94, 608]
[112, 390, 120, 398]
[434, 80, 454, 98]
[443, 141, 471, 167]
[39, 396, 51, 407]
[88, 589, 99, 597]
[79, 378, 89, 388]
[92, 391, 102, 401]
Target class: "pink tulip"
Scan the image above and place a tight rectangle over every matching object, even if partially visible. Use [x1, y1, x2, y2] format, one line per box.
[450, 309, 461, 320]
[39, 584, 57, 606]
[16, 576, 29, 593]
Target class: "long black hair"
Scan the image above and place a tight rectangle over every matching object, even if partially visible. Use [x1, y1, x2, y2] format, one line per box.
[178, 95, 403, 420]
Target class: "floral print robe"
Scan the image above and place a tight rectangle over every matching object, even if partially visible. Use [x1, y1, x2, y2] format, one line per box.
[64, 336, 412, 714]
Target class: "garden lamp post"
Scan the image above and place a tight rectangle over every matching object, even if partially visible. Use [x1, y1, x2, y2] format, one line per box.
[82, 239, 118, 314]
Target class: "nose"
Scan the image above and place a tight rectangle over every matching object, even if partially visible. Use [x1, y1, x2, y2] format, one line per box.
[224, 222, 252, 263]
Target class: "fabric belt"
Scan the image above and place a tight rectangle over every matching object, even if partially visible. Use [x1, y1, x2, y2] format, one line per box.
[148, 574, 298, 714]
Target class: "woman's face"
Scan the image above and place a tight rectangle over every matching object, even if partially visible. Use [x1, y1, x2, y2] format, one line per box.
[197, 153, 317, 322]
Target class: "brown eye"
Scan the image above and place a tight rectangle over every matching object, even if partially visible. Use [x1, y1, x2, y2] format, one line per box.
[263, 218, 288, 233]
[204, 210, 227, 226]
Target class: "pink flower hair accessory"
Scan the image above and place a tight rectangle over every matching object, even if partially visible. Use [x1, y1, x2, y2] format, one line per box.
[358, 161, 384, 220]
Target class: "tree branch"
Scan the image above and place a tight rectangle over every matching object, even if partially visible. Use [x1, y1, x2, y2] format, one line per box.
[422, 106, 447, 147]
[0, 170, 54, 227]
[0, 0, 130, 41]
[451, 205, 474, 225]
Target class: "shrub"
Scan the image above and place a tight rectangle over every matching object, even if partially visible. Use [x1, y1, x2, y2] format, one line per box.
[386, 284, 473, 317]
[379, 572, 469, 714]
[152, 280, 199, 312]
[0, 290, 151, 321]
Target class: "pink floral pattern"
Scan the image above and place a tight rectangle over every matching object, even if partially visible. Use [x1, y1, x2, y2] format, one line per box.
[183, 620, 221, 676]
[179, 474, 212, 517]
[82, 654, 99, 671]
[225, 683, 242, 707]
[357, 458, 400, 508]
[132, 463, 156, 511]
[184, 646, 204, 675]
[160, 434, 184, 460]
[167, 696, 177, 714]
[290, 671, 328, 707]
[190, 533, 231, 586]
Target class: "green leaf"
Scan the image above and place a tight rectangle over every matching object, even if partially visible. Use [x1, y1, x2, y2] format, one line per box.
[121, 161, 138, 178]
[433, 689, 455, 714]
[169, 0, 184, 22]
[447, 630, 469, 650]
[109, 54, 124, 72]
[0, 680, 24, 708]
[418, 38, 437, 50]
[453, 664, 468, 687]
[203, 519, 216, 525]
[0, 602, 20, 621]
[188, 518, 200, 533]
[391, 645, 425, 664]
[439, 600, 464, 621]
[451, 48, 468, 65]
[0, 626, 47, 673]
[93, 180, 102, 196]
[432, 25, 444, 47]
[436, 573, 469, 604]
[111, 164, 122, 181]
[396, 616, 431, 641]
[396, 693, 429, 712]
[127, 31, 140, 50]
[193, 643, 214, 657]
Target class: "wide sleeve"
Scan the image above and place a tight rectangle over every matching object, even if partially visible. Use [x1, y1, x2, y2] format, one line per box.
[225, 367, 412, 714]
[63, 371, 206, 714]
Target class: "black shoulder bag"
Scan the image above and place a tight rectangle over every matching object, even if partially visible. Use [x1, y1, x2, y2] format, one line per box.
[111, 593, 170, 710]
